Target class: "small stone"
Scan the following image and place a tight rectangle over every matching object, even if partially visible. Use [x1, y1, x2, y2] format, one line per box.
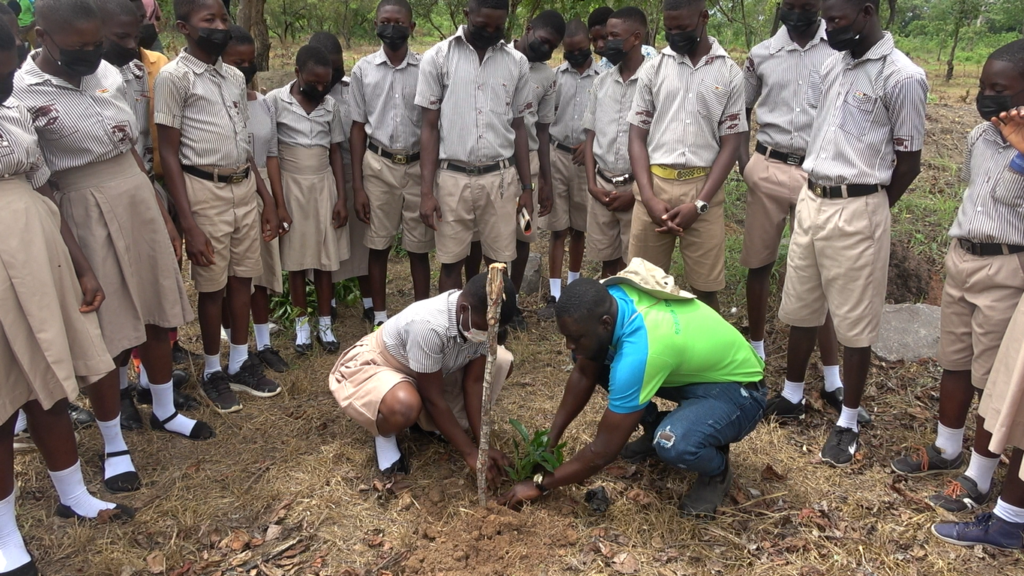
[398, 493, 414, 510]
[874, 303, 941, 362]
[423, 526, 441, 540]
[522, 253, 542, 294]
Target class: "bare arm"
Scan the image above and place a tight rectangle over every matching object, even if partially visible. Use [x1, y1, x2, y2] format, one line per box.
[329, 143, 348, 228]
[350, 121, 370, 224]
[546, 356, 600, 448]
[662, 132, 743, 234]
[266, 156, 290, 236]
[583, 129, 608, 204]
[738, 107, 753, 175]
[885, 150, 922, 208]
[158, 123, 215, 266]
[512, 116, 533, 217]
[418, 107, 442, 229]
[250, 156, 279, 241]
[536, 122, 553, 217]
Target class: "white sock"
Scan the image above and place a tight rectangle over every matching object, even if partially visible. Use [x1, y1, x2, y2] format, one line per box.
[781, 379, 804, 405]
[48, 461, 115, 519]
[227, 343, 248, 375]
[138, 363, 151, 389]
[254, 323, 271, 351]
[822, 365, 842, 392]
[150, 381, 198, 436]
[374, 311, 388, 324]
[549, 278, 562, 300]
[750, 340, 765, 360]
[331, 298, 337, 308]
[567, 271, 580, 284]
[994, 497, 1024, 524]
[0, 492, 32, 572]
[295, 316, 311, 345]
[375, 435, 401, 471]
[965, 450, 1001, 493]
[119, 366, 129, 390]
[204, 354, 221, 378]
[362, 297, 372, 309]
[96, 417, 136, 482]
[318, 316, 337, 342]
[14, 410, 27, 435]
[934, 422, 965, 458]
[836, 406, 860, 432]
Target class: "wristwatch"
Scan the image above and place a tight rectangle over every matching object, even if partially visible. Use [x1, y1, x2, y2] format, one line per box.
[533, 472, 550, 495]
[694, 199, 710, 215]
[521, 182, 535, 192]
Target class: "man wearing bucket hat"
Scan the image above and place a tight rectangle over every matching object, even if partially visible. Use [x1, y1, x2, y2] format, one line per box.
[499, 259, 766, 516]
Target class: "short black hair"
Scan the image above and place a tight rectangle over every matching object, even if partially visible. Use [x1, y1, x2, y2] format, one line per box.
[609, 7, 648, 31]
[835, 0, 896, 26]
[564, 18, 587, 40]
[377, 0, 413, 19]
[307, 31, 342, 57]
[990, 39, 1024, 81]
[530, 9, 565, 38]
[468, 0, 509, 13]
[463, 272, 519, 328]
[0, 11, 15, 51]
[173, 0, 218, 22]
[555, 279, 613, 323]
[228, 24, 254, 47]
[36, 0, 101, 31]
[296, 44, 331, 73]
[587, 6, 613, 30]
[4, 2, 19, 18]
[663, 0, 706, 11]
[98, 0, 137, 22]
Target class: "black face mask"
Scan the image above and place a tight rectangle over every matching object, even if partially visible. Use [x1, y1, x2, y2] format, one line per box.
[139, 23, 159, 50]
[525, 35, 552, 63]
[103, 41, 138, 68]
[976, 93, 1018, 122]
[780, 9, 820, 36]
[194, 27, 232, 59]
[826, 16, 866, 52]
[563, 48, 591, 68]
[44, 36, 104, 77]
[236, 64, 258, 85]
[601, 39, 630, 66]
[300, 83, 329, 103]
[16, 42, 28, 66]
[666, 26, 702, 56]
[376, 23, 411, 52]
[467, 24, 504, 50]
[0, 71, 14, 105]
[330, 66, 344, 90]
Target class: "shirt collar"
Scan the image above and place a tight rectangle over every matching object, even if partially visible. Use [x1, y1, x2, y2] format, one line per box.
[978, 121, 1009, 146]
[369, 47, 420, 69]
[446, 289, 462, 339]
[123, 60, 146, 79]
[178, 48, 224, 74]
[19, 50, 104, 90]
[769, 19, 828, 54]
[843, 32, 895, 65]
[662, 37, 729, 69]
[280, 80, 331, 113]
[556, 59, 599, 77]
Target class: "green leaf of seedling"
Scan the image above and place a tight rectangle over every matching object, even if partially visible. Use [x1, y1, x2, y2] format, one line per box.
[510, 419, 530, 443]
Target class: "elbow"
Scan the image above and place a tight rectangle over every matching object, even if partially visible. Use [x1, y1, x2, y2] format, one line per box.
[585, 443, 619, 470]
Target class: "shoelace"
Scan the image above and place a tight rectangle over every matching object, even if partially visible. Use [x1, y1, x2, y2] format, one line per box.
[943, 478, 968, 499]
[914, 445, 930, 471]
[964, 512, 995, 530]
[204, 372, 231, 396]
[832, 427, 857, 447]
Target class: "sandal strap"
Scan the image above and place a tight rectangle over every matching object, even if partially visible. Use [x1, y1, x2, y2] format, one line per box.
[105, 449, 131, 459]
[159, 411, 180, 426]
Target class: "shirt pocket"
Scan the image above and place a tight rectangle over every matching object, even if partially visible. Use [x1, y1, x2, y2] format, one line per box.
[486, 79, 514, 118]
[30, 102, 81, 142]
[838, 89, 877, 137]
[696, 78, 730, 123]
[804, 69, 822, 109]
[992, 168, 1024, 209]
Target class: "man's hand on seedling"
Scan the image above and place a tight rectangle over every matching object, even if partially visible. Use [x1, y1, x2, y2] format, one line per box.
[465, 448, 511, 490]
[499, 480, 542, 509]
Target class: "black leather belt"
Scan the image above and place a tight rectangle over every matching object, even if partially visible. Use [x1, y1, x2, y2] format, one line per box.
[442, 159, 511, 176]
[958, 238, 1024, 257]
[755, 142, 804, 166]
[744, 380, 767, 394]
[183, 165, 250, 184]
[808, 180, 883, 199]
[368, 141, 419, 164]
[551, 140, 575, 154]
[597, 167, 634, 187]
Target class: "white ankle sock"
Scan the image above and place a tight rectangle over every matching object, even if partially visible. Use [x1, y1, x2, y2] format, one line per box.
[750, 340, 765, 360]
[254, 323, 271, 351]
[822, 365, 842, 392]
[318, 316, 336, 342]
[204, 354, 221, 378]
[332, 298, 338, 308]
[374, 311, 388, 324]
[295, 317, 311, 345]
[994, 498, 1024, 524]
[965, 450, 1001, 493]
[375, 435, 401, 471]
[0, 492, 32, 572]
[935, 422, 965, 458]
[362, 297, 372, 309]
[836, 406, 860, 432]
[227, 343, 247, 375]
[567, 271, 580, 284]
[781, 379, 804, 405]
[550, 278, 562, 301]
[14, 410, 27, 435]
[151, 381, 198, 436]
[48, 461, 115, 519]
[119, 366, 129, 390]
[138, 363, 151, 389]
[96, 417, 136, 482]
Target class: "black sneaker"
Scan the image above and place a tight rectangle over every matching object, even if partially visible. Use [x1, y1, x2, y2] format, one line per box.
[620, 410, 668, 463]
[509, 308, 528, 332]
[171, 369, 189, 389]
[891, 443, 965, 476]
[119, 387, 143, 431]
[376, 438, 411, 475]
[294, 341, 314, 355]
[679, 457, 735, 517]
[227, 354, 282, 397]
[928, 474, 992, 513]
[316, 334, 341, 354]
[256, 346, 290, 373]
[201, 370, 241, 413]
[68, 402, 95, 429]
[820, 425, 859, 467]
[819, 386, 873, 424]
[2, 558, 37, 576]
[764, 395, 805, 420]
[537, 296, 557, 321]
[361, 306, 375, 324]
[171, 341, 200, 365]
[135, 384, 200, 411]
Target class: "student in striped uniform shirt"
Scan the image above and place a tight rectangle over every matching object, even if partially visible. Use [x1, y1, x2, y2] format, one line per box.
[586, 6, 656, 71]
[772, 0, 928, 467]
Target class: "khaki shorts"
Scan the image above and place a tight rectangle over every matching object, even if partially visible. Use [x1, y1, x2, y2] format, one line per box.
[182, 172, 262, 292]
[586, 172, 633, 262]
[939, 240, 1024, 389]
[740, 152, 807, 269]
[362, 150, 434, 254]
[778, 185, 891, 348]
[516, 150, 540, 244]
[436, 162, 520, 264]
[538, 144, 588, 233]
[329, 331, 513, 436]
[628, 174, 725, 292]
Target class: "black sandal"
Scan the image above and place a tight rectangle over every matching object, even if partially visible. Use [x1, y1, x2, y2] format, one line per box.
[0, 558, 38, 576]
[149, 411, 215, 440]
[55, 502, 135, 523]
[99, 450, 141, 493]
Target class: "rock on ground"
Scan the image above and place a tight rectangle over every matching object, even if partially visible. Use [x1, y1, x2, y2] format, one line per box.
[874, 303, 941, 362]
[522, 253, 542, 295]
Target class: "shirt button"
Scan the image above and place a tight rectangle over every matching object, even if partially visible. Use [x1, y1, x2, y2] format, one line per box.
[798, 81, 803, 85]
[796, 108, 801, 112]
[686, 120, 690, 123]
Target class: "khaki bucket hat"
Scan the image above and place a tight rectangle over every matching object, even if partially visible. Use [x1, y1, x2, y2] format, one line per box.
[601, 258, 696, 301]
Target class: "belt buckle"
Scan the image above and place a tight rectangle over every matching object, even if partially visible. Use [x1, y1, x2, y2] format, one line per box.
[465, 165, 483, 176]
[229, 172, 246, 184]
[392, 154, 408, 165]
[813, 185, 826, 198]
[674, 169, 686, 180]
[611, 175, 628, 185]
[786, 153, 802, 166]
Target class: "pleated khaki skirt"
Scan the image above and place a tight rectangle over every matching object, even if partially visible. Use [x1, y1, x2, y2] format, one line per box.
[253, 166, 283, 293]
[0, 175, 114, 423]
[50, 152, 194, 357]
[278, 144, 349, 272]
[332, 142, 368, 282]
[980, 295, 1024, 482]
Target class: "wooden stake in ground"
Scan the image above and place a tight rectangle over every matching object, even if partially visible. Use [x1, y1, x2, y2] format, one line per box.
[477, 263, 506, 506]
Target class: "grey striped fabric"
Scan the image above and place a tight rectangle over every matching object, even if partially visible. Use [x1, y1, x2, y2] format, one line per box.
[744, 22, 833, 155]
[583, 63, 639, 175]
[381, 289, 487, 375]
[949, 122, 1024, 245]
[329, 79, 355, 164]
[415, 26, 531, 164]
[525, 61, 557, 151]
[350, 48, 422, 152]
[629, 39, 748, 168]
[118, 60, 154, 171]
[153, 50, 251, 168]
[801, 34, 928, 187]
[13, 56, 137, 178]
[267, 82, 346, 148]
[0, 99, 51, 186]
[550, 60, 600, 147]
[247, 92, 277, 169]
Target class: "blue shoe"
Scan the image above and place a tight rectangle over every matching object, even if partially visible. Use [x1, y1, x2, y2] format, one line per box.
[932, 512, 1024, 550]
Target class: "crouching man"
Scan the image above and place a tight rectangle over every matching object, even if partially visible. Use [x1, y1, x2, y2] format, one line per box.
[329, 272, 516, 484]
[500, 260, 766, 515]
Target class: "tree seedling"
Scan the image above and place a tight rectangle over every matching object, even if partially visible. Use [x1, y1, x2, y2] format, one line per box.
[504, 418, 566, 483]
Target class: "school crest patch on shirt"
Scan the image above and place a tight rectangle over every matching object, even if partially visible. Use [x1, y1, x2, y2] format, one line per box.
[893, 136, 911, 151]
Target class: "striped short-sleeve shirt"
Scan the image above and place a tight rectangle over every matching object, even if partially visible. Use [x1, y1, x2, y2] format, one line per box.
[744, 22, 833, 156]
[550, 60, 600, 147]
[629, 39, 748, 168]
[801, 34, 929, 187]
[0, 98, 51, 186]
[948, 123, 1024, 246]
[415, 26, 532, 164]
[525, 61, 557, 151]
[119, 60, 154, 172]
[381, 289, 487, 375]
[13, 55, 137, 181]
[350, 48, 422, 152]
[582, 63, 639, 175]
[247, 93, 277, 169]
[266, 82, 346, 149]
[154, 49, 251, 168]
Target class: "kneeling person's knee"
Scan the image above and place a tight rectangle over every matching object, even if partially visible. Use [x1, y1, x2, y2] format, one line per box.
[377, 382, 422, 436]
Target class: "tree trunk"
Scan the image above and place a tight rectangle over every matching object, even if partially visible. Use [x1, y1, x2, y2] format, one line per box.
[237, 0, 271, 71]
[945, 18, 962, 82]
[476, 263, 505, 507]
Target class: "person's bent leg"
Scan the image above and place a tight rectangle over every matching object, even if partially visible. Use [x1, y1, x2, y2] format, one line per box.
[374, 381, 422, 474]
[745, 263, 773, 360]
[368, 247, 391, 324]
[691, 289, 720, 313]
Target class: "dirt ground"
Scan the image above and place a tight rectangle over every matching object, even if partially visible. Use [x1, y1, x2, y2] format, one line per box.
[14, 58, 1024, 575]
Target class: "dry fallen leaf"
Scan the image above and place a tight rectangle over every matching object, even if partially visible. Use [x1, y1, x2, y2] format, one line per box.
[146, 551, 165, 574]
[611, 551, 640, 574]
[258, 562, 284, 576]
[168, 561, 193, 576]
[625, 489, 655, 506]
[604, 464, 637, 478]
[280, 543, 307, 559]
[266, 499, 294, 524]
[761, 463, 787, 481]
[366, 535, 385, 548]
[388, 480, 413, 494]
[265, 524, 284, 542]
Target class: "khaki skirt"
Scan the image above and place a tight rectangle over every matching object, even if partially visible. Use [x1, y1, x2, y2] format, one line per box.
[253, 166, 283, 293]
[0, 176, 114, 422]
[51, 153, 194, 357]
[278, 144, 348, 272]
[980, 295, 1024, 481]
[332, 143, 368, 281]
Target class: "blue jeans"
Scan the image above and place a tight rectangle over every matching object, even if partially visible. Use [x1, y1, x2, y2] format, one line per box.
[651, 382, 766, 477]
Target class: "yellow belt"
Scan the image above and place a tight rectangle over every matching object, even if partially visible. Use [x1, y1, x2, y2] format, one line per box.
[650, 165, 710, 181]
